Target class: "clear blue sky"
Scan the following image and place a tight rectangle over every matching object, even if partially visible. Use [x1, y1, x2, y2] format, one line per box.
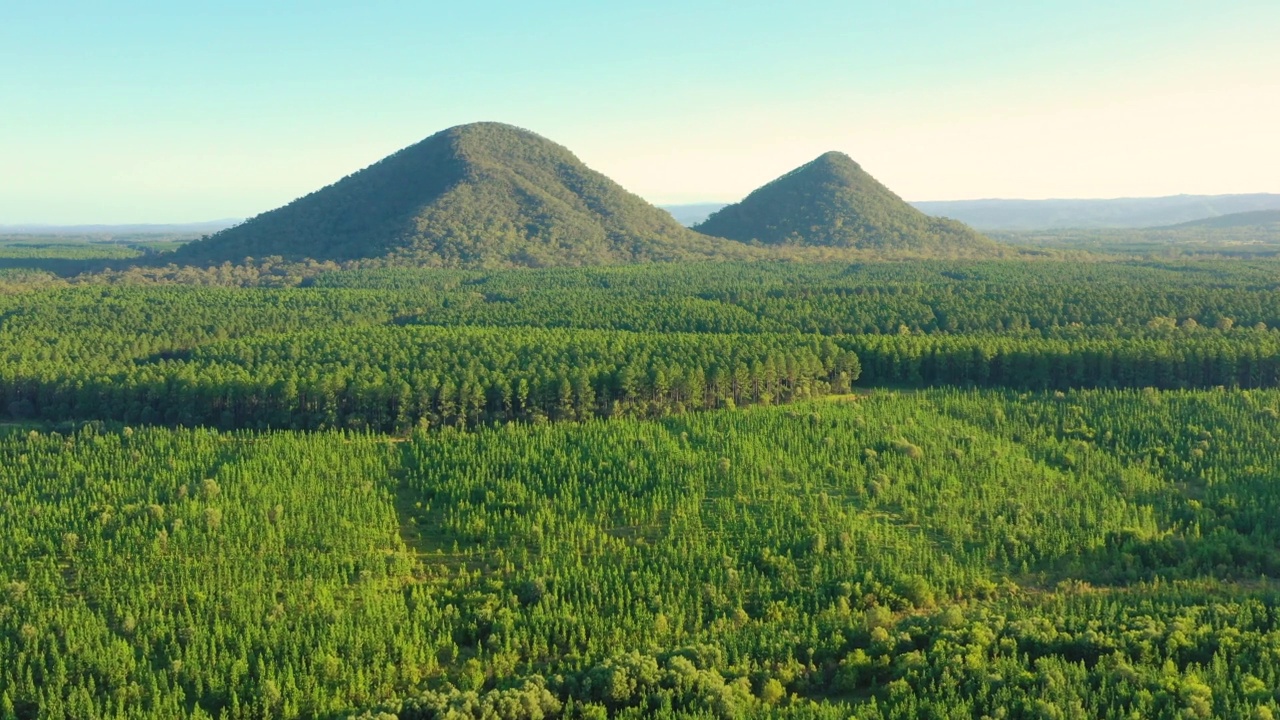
[2, 0, 1278, 223]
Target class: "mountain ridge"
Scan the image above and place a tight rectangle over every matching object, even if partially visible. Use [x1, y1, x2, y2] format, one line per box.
[1162, 209, 1280, 229]
[914, 193, 1280, 230]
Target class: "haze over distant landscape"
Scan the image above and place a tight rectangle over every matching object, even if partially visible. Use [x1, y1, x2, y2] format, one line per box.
[9, 193, 1280, 237]
[665, 194, 1280, 231]
[2, 1, 1277, 225]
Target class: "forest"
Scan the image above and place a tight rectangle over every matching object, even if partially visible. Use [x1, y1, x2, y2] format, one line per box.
[3, 256, 1280, 719]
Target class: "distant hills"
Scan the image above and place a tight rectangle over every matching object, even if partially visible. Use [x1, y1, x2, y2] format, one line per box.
[1164, 209, 1280, 230]
[912, 194, 1280, 230]
[0, 220, 238, 236]
[178, 123, 756, 267]
[693, 152, 995, 254]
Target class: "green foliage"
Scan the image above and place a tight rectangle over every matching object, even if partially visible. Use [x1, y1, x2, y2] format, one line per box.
[10, 324, 852, 430]
[10, 260, 1280, 433]
[319, 259, 1280, 335]
[0, 427, 424, 718]
[3, 391, 1280, 718]
[6, 257, 1280, 717]
[695, 152, 996, 254]
[175, 123, 758, 268]
[0, 235, 191, 276]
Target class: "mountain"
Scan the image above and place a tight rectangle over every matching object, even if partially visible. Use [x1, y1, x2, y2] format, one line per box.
[177, 123, 753, 267]
[662, 203, 729, 227]
[1163, 209, 1280, 229]
[913, 194, 1280, 230]
[694, 152, 995, 254]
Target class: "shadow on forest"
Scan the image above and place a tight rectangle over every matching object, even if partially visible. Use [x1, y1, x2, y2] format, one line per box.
[1038, 527, 1280, 588]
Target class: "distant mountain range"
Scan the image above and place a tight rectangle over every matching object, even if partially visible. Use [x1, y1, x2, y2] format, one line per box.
[910, 194, 1280, 230]
[1163, 209, 1280, 230]
[693, 152, 995, 254]
[665, 195, 1280, 231]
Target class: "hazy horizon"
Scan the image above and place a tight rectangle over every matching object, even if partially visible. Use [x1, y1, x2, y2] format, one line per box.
[3, 1, 1278, 224]
[11, 191, 1280, 232]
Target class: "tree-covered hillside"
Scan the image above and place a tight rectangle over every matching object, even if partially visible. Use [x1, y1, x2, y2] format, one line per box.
[176, 123, 758, 268]
[695, 152, 996, 254]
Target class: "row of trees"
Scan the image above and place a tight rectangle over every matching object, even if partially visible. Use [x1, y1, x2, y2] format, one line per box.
[9, 319, 1280, 431]
[331, 259, 1280, 335]
[2, 327, 861, 430]
[847, 330, 1280, 390]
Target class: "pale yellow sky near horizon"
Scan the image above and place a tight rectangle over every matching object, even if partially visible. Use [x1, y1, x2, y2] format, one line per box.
[3, 1, 1278, 223]
[592, 59, 1280, 205]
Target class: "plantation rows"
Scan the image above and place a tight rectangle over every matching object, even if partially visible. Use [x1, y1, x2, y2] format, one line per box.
[6, 259, 1280, 718]
[329, 260, 1280, 334]
[6, 260, 1280, 354]
[3, 390, 1280, 718]
[5, 260, 1280, 433]
[1, 326, 861, 430]
[848, 328, 1280, 390]
[7, 318, 1280, 431]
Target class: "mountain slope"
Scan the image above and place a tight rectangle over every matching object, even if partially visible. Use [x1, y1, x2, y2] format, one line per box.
[694, 152, 995, 254]
[177, 123, 754, 267]
[1164, 209, 1280, 229]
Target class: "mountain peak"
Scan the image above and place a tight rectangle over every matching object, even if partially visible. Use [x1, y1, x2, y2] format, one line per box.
[812, 150, 858, 168]
[695, 153, 994, 254]
[176, 124, 753, 267]
[448, 120, 528, 133]
[443, 121, 557, 148]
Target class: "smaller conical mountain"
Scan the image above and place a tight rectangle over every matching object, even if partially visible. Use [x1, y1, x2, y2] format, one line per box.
[695, 152, 995, 253]
[178, 122, 754, 267]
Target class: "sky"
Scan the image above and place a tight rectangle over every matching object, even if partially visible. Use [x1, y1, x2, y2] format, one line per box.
[2, 0, 1278, 224]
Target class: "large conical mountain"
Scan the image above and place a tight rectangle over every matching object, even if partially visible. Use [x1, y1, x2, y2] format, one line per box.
[695, 152, 995, 254]
[178, 122, 754, 267]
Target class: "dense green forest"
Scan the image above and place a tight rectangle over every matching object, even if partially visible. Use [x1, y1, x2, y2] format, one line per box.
[3, 256, 1280, 718]
[5, 392, 1280, 718]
